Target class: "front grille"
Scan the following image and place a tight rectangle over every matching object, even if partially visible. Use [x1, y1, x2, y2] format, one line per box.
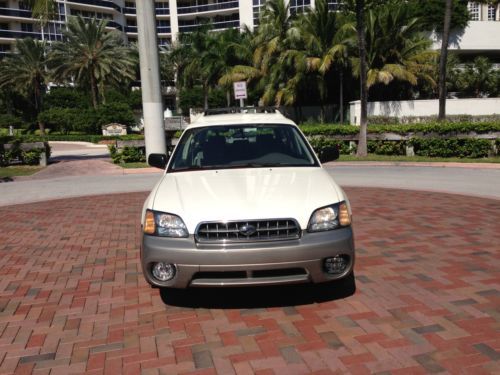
[195, 219, 301, 243]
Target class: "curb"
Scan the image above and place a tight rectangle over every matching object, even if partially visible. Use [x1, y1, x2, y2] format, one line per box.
[120, 162, 500, 173]
[325, 161, 500, 169]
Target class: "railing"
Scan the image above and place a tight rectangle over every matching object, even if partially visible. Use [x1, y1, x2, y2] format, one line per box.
[155, 8, 170, 15]
[179, 19, 239, 32]
[106, 20, 123, 31]
[177, 1, 238, 14]
[0, 8, 33, 18]
[66, 0, 121, 12]
[122, 7, 170, 15]
[0, 29, 63, 41]
[123, 7, 136, 14]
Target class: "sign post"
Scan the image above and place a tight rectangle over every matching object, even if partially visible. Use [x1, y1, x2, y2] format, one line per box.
[233, 81, 247, 110]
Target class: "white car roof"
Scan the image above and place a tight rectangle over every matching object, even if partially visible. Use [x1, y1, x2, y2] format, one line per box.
[187, 111, 297, 129]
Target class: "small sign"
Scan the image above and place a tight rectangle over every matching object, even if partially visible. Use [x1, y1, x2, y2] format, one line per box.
[102, 123, 127, 136]
[233, 81, 247, 100]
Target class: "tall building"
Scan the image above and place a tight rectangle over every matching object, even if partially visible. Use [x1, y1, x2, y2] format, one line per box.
[0, 0, 499, 60]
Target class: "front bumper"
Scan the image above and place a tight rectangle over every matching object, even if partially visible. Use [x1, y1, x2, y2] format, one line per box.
[141, 227, 355, 288]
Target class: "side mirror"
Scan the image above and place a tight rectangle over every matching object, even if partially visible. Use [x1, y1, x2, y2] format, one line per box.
[148, 153, 168, 169]
[318, 146, 339, 163]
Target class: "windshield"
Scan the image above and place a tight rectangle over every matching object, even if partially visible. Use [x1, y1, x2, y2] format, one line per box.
[168, 124, 319, 172]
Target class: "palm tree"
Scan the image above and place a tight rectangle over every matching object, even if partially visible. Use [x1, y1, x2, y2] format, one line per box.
[438, 0, 453, 120]
[0, 38, 50, 133]
[26, 0, 58, 41]
[284, 0, 353, 122]
[48, 16, 137, 109]
[352, 3, 436, 91]
[221, 0, 294, 106]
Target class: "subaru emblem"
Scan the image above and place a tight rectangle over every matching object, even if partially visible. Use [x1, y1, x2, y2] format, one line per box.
[239, 224, 256, 236]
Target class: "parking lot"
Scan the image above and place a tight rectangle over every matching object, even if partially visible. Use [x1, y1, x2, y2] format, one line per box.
[0, 187, 498, 374]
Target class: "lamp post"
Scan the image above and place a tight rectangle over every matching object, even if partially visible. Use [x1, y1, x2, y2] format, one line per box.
[136, 0, 167, 158]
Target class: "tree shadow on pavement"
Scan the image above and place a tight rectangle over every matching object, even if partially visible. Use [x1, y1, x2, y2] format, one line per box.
[159, 274, 356, 309]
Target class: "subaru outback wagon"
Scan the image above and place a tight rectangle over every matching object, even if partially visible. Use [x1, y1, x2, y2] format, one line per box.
[141, 110, 355, 289]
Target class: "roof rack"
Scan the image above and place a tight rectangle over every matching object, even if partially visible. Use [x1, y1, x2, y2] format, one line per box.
[203, 107, 279, 116]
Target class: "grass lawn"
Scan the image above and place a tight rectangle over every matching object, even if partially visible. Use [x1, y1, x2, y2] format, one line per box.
[120, 162, 149, 169]
[0, 165, 43, 179]
[338, 154, 500, 163]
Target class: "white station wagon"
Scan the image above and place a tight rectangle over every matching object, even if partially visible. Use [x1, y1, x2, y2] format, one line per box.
[141, 109, 355, 290]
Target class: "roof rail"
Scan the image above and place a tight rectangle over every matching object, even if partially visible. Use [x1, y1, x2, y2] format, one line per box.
[203, 107, 279, 116]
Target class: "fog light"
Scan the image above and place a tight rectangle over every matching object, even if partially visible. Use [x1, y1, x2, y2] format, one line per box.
[324, 255, 349, 275]
[152, 262, 176, 282]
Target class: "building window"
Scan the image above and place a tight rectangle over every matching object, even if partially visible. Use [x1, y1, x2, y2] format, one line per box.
[21, 23, 33, 32]
[468, 2, 480, 21]
[488, 4, 497, 21]
[289, 0, 311, 15]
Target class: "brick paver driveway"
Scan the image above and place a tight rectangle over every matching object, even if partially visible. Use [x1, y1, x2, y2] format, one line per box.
[0, 188, 499, 374]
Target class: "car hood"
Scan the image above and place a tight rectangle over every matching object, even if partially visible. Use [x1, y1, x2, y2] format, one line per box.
[151, 167, 343, 233]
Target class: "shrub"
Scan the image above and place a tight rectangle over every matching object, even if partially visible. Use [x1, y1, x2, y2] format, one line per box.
[367, 140, 406, 155]
[96, 102, 136, 128]
[22, 149, 43, 165]
[108, 145, 146, 164]
[0, 114, 24, 129]
[408, 138, 492, 158]
[308, 137, 354, 155]
[38, 107, 76, 134]
[43, 87, 90, 110]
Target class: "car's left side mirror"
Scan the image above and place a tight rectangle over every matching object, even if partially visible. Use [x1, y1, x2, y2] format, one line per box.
[318, 146, 340, 163]
[148, 153, 168, 169]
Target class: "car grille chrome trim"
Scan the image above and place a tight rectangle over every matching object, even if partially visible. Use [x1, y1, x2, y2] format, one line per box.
[195, 219, 301, 243]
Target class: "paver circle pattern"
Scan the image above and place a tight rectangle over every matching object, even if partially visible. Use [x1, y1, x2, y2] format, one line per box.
[0, 188, 499, 374]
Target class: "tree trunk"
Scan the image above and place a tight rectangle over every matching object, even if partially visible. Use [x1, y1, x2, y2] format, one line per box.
[438, 0, 453, 121]
[339, 69, 344, 123]
[34, 83, 45, 135]
[203, 83, 209, 110]
[90, 72, 98, 109]
[356, 0, 368, 157]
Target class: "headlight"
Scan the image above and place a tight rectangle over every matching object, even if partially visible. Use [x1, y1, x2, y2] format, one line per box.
[143, 209, 188, 237]
[308, 202, 351, 232]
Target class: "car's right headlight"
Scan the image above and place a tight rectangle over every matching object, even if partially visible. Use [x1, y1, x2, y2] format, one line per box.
[143, 209, 188, 238]
[307, 201, 351, 232]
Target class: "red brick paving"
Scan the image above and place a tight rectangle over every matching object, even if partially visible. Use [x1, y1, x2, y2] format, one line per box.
[0, 188, 499, 374]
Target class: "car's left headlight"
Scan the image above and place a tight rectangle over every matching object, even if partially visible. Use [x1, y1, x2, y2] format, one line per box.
[143, 209, 188, 237]
[308, 202, 351, 232]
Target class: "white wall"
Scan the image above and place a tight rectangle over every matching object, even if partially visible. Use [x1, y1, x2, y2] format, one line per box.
[432, 21, 500, 52]
[349, 98, 500, 125]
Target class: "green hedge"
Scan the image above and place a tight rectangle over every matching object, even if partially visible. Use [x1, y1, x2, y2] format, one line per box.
[0, 134, 144, 144]
[308, 137, 497, 158]
[300, 122, 500, 136]
[368, 114, 500, 125]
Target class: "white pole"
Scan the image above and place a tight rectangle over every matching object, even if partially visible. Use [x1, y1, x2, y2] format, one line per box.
[136, 0, 167, 157]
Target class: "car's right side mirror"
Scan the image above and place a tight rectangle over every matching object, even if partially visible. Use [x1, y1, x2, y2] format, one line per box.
[318, 146, 340, 163]
[148, 153, 168, 169]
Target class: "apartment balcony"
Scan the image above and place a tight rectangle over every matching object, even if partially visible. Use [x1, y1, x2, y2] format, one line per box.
[125, 26, 171, 34]
[65, 0, 121, 12]
[432, 21, 500, 56]
[177, 1, 238, 15]
[178, 19, 239, 32]
[0, 29, 63, 41]
[122, 7, 170, 16]
[0, 8, 34, 20]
